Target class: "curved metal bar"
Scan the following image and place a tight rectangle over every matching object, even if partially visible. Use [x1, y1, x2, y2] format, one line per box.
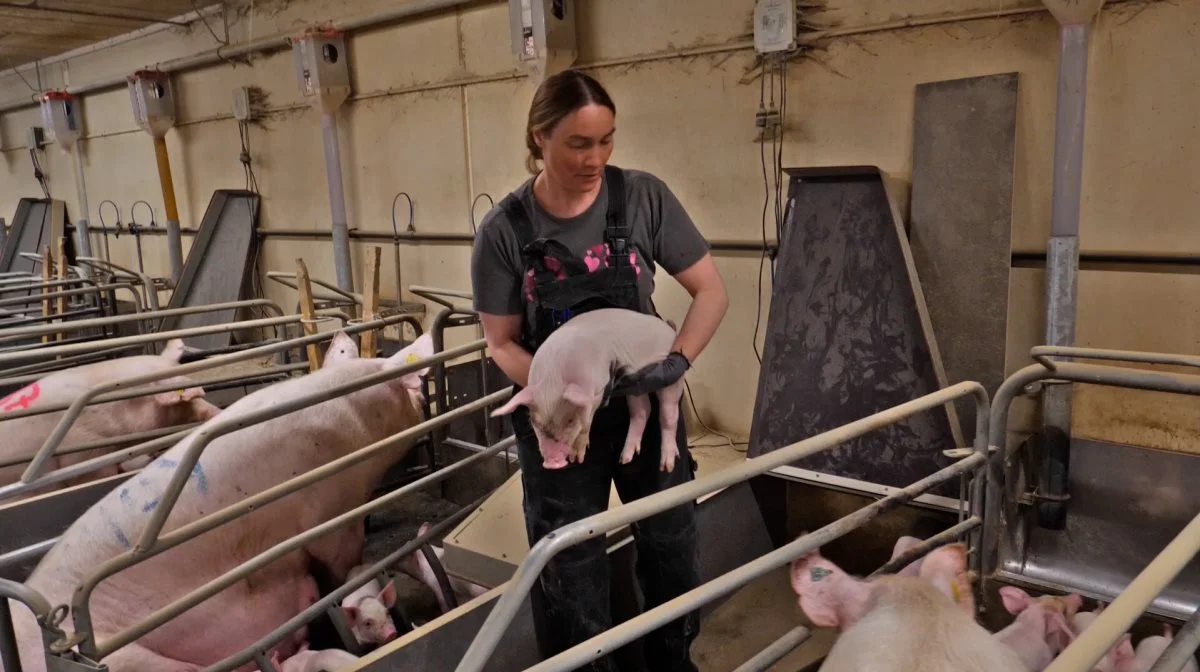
[868, 516, 982, 578]
[0, 283, 130, 309]
[454, 381, 991, 672]
[421, 543, 460, 612]
[1031, 345, 1200, 371]
[409, 285, 473, 311]
[71, 351, 494, 659]
[1146, 609, 1200, 672]
[731, 626, 811, 672]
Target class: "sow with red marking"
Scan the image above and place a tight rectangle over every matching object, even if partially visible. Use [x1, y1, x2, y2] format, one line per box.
[0, 339, 220, 498]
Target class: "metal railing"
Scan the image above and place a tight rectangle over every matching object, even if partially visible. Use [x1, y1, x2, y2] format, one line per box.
[0, 299, 285, 346]
[453, 380, 992, 672]
[0, 308, 347, 367]
[0, 311, 402, 504]
[0, 577, 58, 672]
[66, 338, 498, 663]
[982, 345, 1200, 672]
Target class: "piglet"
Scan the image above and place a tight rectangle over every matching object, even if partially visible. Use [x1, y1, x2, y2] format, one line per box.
[791, 544, 1027, 671]
[399, 522, 490, 613]
[994, 586, 1079, 670]
[339, 564, 399, 647]
[270, 645, 360, 672]
[490, 307, 685, 471]
[1124, 623, 1200, 672]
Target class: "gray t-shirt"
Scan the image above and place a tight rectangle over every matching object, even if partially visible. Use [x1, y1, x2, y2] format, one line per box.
[470, 168, 710, 317]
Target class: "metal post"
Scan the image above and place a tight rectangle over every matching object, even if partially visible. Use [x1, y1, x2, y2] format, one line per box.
[0, 598, 22, 672]
[321, 113, 354, 293]
[732, 626, 811, 672]
[71, 149, 94, 264]
[1147, 609, 1200, 672]
[1038, 19, 1092, 530]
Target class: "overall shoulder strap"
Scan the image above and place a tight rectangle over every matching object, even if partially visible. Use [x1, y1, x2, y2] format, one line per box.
[603, 165, 631, 252]
[499, 191, 536, 251]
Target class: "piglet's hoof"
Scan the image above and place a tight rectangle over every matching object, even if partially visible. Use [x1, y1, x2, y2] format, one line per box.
[660, 446, 679, 473]
[542, 455, 569, 469]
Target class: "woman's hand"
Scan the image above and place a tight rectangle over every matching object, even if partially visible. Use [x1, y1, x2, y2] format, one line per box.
[606, 352, 691, 399]
[667, 253, 728, 363]
[478, 313, 533, 388]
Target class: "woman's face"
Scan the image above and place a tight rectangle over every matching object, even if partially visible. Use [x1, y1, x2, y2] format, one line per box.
[536, 103, 615, 194]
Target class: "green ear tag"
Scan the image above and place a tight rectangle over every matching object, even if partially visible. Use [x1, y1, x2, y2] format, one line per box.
[810, 567, 831, 582]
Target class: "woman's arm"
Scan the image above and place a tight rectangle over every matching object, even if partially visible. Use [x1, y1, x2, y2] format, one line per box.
[478, 312, 533, 388]
[668, 253, 728, 364]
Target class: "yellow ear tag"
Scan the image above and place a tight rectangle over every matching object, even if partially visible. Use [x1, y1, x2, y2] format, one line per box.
[950, 579, 963, 604]
[405, 353, 420, 365]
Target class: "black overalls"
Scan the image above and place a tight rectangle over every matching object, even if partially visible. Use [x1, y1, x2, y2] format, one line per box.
[499, 165, 701, 672]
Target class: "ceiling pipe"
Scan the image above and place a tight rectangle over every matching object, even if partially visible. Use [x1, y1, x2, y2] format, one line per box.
[0, 0, 478, 115]
[1035, 0, 1105, 532]
[0, 2, 191, 26]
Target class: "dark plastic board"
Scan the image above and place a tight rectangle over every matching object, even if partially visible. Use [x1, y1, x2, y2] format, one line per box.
[910, 72, 1018, 443]
[157, 190, 260, 351]
[746, 166, 963, 504]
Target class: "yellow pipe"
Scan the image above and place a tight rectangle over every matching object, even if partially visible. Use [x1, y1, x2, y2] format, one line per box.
[152, 134, 184, 283]
[153, 135, 179, 223]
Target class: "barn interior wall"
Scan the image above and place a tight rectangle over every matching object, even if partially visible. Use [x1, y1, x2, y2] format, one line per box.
[1, 0, 1196, 448]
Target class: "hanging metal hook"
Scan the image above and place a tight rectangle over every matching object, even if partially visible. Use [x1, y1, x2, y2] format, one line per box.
[470, 193, 495, 237]
[388, 191, 416, 307]
[131, 200, 157, 229]
[128, 200, 154, 275]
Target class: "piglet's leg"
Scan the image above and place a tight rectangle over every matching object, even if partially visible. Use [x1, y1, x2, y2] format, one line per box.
[621, 394, 652, 464]
[656, 380, 685, 472]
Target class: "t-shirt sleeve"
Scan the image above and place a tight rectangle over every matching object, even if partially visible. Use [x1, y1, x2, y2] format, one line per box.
[470, 209, 525, 316]
[645, 175, 711, 276]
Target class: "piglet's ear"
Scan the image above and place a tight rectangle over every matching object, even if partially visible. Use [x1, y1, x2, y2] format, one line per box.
[491, 386, 535, 416]
[154, 384, 206, 407]
[890, 536, 924, 577]
[377, 580, 397, 609]
[160, 338, 185, 363]
[999, 586, 1035, 615]
[324, 331, 360, 366]
[790, 550, 867, 630]
[562, 383, 594, 409]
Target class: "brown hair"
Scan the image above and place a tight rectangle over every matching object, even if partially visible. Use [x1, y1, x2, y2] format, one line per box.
[525, 69, 616, 175]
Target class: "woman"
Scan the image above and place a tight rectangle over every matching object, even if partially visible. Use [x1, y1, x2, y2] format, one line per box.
[470, 69, 728, 672]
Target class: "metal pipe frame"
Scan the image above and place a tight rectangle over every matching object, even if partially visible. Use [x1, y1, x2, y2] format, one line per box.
[454, 380, 992, 671]
[0, 344, 151, 383]
[0, 577, 57, 672]
[0, 309, 347, 367]
[0, 313, 387, 500]
[982, 347, 1200, 580]
[267, 271, 360, 306]
[0, 538, 58, 574]
[321, 113, 355, 293]
[0, 283, 129, 309]
[205, 483, 502, 672]
[0, 299, 285, 345]
[0, 277, 92, 294]
[69, 353, 499, 660]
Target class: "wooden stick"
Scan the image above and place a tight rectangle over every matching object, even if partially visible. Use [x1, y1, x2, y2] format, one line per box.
[40, 245, 52, 345]
[360, 246, 381, 358]
[55, 236, 67, 346]
[296, 258, 323, 372]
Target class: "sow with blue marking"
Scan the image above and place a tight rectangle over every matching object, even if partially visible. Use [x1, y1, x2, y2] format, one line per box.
[9, 331, 435, 672]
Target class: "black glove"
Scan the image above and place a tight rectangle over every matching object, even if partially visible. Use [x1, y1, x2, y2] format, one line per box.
[605, 351, 691, 400]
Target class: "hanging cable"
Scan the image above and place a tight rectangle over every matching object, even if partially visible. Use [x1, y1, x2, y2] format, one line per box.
[28, 148, 50, 198]
[389, 191, 415, 305]
[470, 193, 495, 237]
[97, 199, 119, 262]
[238, 120, 261, 194]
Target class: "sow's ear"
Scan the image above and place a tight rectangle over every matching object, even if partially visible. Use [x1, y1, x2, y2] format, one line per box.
[890, 535, 925, 577]
[491, 385, 535, 417]
[384, 333, 434, 389]
[918, 543, 976, 616]
[324, 331, 360, 367]
[153, 382, 206, 407]
[790, 548, 868, 630]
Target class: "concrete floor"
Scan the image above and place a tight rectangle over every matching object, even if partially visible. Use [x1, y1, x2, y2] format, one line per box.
[691, 565, 836, 672]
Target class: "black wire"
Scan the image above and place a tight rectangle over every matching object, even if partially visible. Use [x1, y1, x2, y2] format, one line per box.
[238, 121, 260, 194]
[29, 149, 50, 198]
[752, 59, 770, 366]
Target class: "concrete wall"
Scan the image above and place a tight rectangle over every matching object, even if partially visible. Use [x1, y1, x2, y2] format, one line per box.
[1, 0, 1197, 449]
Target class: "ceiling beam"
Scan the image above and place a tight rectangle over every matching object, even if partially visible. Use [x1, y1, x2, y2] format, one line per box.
[0, 2, 191, 26]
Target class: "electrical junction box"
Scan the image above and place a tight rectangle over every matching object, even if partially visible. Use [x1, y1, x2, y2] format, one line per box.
[508, 0, 577, 84]
[292, 27, 351, 114]
[26, 126, 45, 151]
[40, 91, 82, 150]
[754, 0, 798, 54]
[232, 86, 253, 121]
[127, 69, 176, 138]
